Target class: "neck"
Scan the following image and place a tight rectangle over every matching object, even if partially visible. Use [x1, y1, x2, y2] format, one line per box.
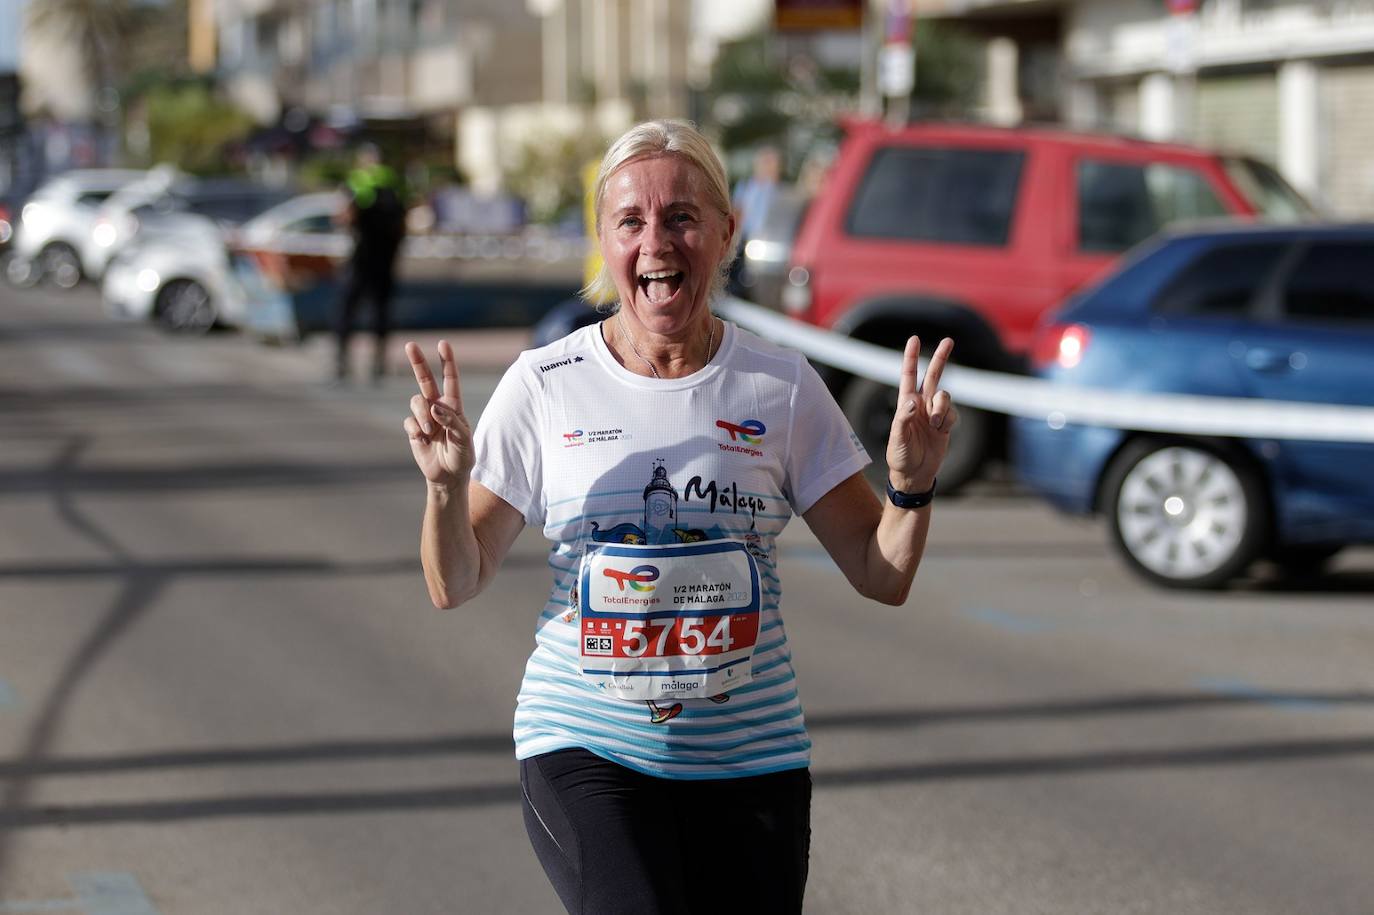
[608, 312, 717, 380]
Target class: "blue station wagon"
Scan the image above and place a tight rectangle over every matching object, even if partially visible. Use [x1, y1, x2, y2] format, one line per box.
[1013, 224, 1374, 588]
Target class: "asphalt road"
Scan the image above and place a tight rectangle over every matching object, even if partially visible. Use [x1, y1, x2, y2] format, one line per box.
[2, 282, 1373, 915]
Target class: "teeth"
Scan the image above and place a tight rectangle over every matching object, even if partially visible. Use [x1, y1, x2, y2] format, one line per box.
[639, 270, 680, 280]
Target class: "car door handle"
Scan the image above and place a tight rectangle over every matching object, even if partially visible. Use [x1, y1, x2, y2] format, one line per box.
[1243, 348, 1293, 373]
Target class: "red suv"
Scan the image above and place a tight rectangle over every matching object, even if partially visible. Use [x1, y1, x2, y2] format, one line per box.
[783, 118, 1315, 492]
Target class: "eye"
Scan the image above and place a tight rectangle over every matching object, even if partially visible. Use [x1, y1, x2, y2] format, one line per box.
[670, 212, 695, 226]
[618, 215, 643, 229]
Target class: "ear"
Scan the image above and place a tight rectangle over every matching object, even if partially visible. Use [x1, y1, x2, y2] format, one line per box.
[722, 210, 736, 249]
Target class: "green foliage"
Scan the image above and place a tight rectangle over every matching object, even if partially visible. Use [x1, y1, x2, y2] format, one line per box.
[504, 129, 610, 226]
[141, 82, 255, 174]
[703, 33, 802, 154]
[26, 0, 135, 88]
[699, 22, 985, 162]
[297, 154, 354, 192]
[911, 21, 983, 114]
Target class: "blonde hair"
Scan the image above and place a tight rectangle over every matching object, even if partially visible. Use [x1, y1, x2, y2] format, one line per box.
[582, 119, 735, 309]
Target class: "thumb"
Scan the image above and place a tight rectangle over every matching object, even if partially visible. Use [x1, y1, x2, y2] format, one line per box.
[430, 401, 460, 428]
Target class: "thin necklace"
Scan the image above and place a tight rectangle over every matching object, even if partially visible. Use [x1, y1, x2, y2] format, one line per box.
[621, 316, 715, 379]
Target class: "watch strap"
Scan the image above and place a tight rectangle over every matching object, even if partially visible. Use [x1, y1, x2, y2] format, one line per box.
[886, 477, 937, 509]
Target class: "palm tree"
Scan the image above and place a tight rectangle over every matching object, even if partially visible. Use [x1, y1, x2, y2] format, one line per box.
[25, 0, 136, 123]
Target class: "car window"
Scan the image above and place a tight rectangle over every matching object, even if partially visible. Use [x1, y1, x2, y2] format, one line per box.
[845, 147, 1023, 246]
[1077, 160, 1228, 253]
[281, 214, 336, 234]
[1152, 242, 1290, 317]
[1223, 157, 1314, 221]
[1281, 242, 1374, 325]
[131, 196, 187, 218]
[191, 194, 287, 224]
[76, 190, 117, 207]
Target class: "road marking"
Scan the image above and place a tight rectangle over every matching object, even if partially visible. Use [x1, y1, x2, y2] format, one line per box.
[1197, 677, 1334, 713]
[36, 347, 108, 384]
[0, 900, 77, 912]
[0, 678, 15, 708]
[963, 607, 1054, 634]
[0, 873, 160, 915]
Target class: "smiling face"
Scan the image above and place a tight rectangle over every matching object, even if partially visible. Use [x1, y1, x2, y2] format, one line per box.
[597, 153, 735, 338]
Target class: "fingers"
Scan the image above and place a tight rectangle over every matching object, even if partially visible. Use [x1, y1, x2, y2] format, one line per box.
[403, 416, 425, 443]
[430, 400, 465, 431]
[921, 337, 954, 403]
[930, 390, 955, 432]
[437, 339, 464, 413]
[410, 394, 435, 436]
[406, 341, 440, 401]
[898, 335, 920, 405]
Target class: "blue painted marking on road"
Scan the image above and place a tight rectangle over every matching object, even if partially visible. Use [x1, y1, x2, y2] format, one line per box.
[1196, 678, 1333, 713]
[0, 898, 79, 912]
[0, 873, 159, 915]
[964, 608, 1053, 634]
[68, 873, 161, 915]
[0, 678, 18, 708]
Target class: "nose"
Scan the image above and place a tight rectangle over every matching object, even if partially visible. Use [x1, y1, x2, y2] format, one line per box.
[639, 218, 671, 256]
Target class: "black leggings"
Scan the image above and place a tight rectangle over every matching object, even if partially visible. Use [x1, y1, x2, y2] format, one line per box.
[520, 749, 811, 915]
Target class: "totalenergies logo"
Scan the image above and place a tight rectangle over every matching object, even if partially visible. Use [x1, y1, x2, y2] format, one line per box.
[604, 565, 660, 592]
[716, 419, 766, 444]
[562, 429, 584, 446]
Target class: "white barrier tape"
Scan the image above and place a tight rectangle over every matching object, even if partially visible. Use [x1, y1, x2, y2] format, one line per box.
[235, 233, 585, 263]
[716, 296, 1374, 444]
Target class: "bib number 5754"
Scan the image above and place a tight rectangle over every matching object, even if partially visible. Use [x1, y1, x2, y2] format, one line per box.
[622, 616, 736, 658]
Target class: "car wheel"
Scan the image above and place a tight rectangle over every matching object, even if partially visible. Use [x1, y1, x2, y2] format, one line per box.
[39, 243, 82, 290]
[842, 375, 989, 495]
[4, 253, 39, 288]
[157, 279, 217, 335]
[1104, 439, 1268, 589]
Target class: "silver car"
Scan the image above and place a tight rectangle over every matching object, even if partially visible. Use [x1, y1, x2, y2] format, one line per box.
[6, 169, 147, 288]
[102, 192, 341, 335]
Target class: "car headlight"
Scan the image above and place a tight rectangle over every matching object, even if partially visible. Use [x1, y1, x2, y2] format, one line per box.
[21, 202, 52, 235]
[136, 268, 161, 293]
[93, 221, 118, 248]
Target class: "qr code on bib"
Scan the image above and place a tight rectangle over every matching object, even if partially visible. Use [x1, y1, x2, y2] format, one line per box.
[583, 635, 615, 656]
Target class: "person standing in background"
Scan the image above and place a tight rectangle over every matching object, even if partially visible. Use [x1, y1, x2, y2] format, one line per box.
[727, 144, 782, 295]
[335, 143, 407, 382]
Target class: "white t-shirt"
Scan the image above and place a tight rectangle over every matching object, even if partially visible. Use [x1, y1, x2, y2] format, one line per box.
[472, 319, 869, 779]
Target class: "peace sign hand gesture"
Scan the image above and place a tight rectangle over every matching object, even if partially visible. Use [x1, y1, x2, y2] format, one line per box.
[885, 336, 958, 494]
[404, 340, 474, 488]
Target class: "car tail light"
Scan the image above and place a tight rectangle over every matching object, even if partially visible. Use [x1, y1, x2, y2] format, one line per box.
[1031, 323, 1091, 371]
[781, 265, 811, 316]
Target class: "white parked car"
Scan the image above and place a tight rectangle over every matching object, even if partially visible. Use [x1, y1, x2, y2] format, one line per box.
[6, 169, 147, 288]
[82, 171, 290, 282]
[102, 192, 342, 335]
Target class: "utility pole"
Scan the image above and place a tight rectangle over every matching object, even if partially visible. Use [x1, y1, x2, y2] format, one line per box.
[878, 0, 915, 126]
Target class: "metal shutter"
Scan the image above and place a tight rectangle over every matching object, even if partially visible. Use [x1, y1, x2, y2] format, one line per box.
[1320, 62, 1374, 218]
[1193, 71, 1280, 165]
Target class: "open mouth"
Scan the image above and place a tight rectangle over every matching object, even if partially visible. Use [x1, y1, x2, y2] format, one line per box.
[638, 270, 684, 304]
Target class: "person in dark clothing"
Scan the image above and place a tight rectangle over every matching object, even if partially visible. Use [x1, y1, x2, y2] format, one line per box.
[335, 143, 407, 381]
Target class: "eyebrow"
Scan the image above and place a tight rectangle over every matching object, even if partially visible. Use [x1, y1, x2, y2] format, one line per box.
[608, 200, 702, 217]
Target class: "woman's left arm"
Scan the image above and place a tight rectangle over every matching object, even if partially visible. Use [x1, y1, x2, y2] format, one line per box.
[802, 336, 957, 606]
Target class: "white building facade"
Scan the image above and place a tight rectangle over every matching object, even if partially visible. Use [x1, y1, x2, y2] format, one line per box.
[212, 0, 710, 194]
[922, 0, 1374, 217]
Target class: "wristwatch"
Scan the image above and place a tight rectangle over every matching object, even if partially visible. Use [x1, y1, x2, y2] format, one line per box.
[886, 477, 937, 509]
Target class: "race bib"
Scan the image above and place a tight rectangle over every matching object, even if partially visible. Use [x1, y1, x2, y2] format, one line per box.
[579, 540, 761, 700]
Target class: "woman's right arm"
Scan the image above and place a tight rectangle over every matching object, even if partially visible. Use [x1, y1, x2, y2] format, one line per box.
[405, 340, 525, 609]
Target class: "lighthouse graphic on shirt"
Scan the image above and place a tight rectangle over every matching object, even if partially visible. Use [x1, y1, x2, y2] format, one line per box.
[587, 461, 714, 547]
